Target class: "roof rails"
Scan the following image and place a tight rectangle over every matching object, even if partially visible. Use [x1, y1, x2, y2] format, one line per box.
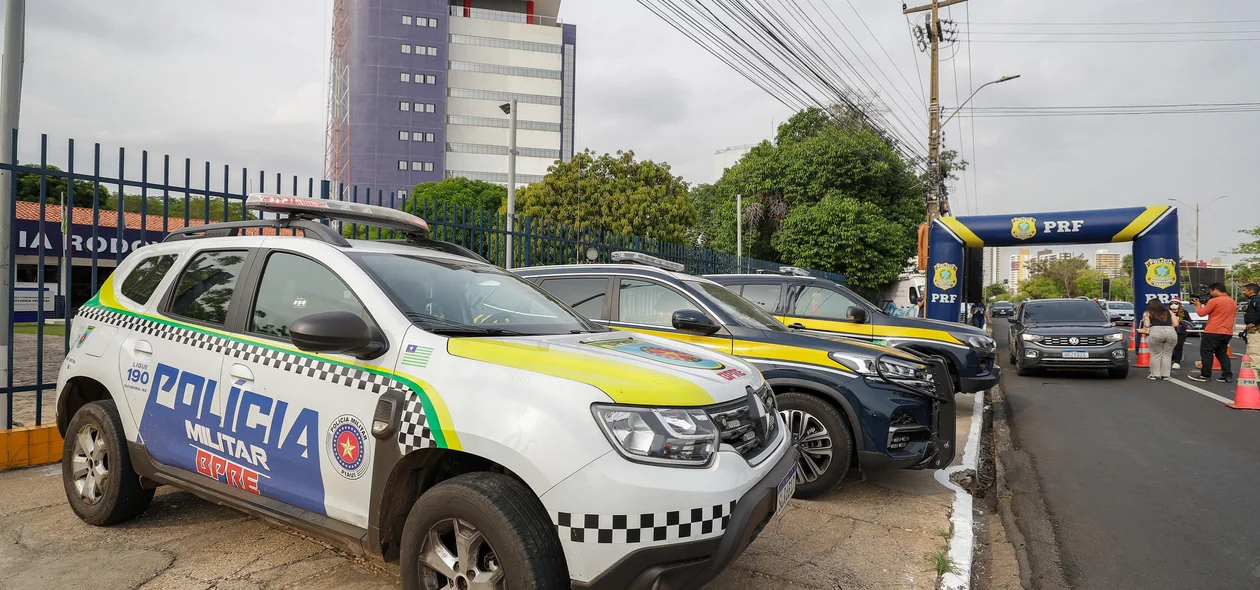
[164, 218, 350, 246]
[611, 251, 685, 272]
[778, 266, 811, 277]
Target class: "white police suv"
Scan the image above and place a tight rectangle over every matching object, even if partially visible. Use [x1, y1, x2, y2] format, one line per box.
[55, 195, 797, 590]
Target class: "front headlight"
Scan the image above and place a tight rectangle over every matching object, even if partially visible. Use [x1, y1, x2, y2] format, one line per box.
[591, 404, 718, 467]
[1020, 333, 1043, 342]
[967, 335, 996, 350]
[1104, 332, 1125, 342]
[829, 352, 928, 379]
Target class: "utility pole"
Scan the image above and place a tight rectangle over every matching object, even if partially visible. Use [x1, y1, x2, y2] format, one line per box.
[500, 99, 518, 268]
[735, 194, 742, 273]
[904, 0, 967, 225]
[1169, 197, 1227, 263]
[0, 0, 26, 427]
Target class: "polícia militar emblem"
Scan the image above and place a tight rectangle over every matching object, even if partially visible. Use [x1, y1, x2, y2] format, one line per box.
[1144, 258, 1178, 289]
[933, 262, 958, 290]
[1011, 217, 1037, 240]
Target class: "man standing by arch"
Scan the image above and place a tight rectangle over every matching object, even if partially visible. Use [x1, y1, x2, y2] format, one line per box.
[1187, 283, 1237, 383]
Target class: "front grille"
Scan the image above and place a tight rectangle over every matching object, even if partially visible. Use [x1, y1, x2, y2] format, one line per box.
[890, 410, 919, 427]
[708, 385, 778, 460]
[1041, 335, 1109, 347]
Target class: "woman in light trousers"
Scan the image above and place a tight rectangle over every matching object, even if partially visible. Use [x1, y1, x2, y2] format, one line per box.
[1141, 299, 1177, 379]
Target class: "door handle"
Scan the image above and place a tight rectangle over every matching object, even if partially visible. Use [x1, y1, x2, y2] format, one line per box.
[134, 340, 153, 356]
[229, 363, 255, 383]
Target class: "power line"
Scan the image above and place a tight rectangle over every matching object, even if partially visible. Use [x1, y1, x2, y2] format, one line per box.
[964, 29, 1260, 35]
[843, 0, 927, 107]
[965, 1, 979, 215]
[947, 6, 970, 214]
[960, 37, 1260, 43]
[968, 19, 1260, 26]
[906, 16, 926, 104]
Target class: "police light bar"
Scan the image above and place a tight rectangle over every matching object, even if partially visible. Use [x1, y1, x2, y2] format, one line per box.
[246, 194, 430, 239]
[611, 251, 685, 272]
[779, 266, 810, 277]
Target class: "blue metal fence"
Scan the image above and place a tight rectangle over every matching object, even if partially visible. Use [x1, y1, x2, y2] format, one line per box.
[1, 133, 844, 428]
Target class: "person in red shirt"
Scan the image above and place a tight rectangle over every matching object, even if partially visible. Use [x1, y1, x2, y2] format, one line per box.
[1187, 283, 1238, 383]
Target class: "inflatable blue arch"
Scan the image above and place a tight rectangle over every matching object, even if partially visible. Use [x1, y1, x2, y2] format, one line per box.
[926, 206, 1180, 322]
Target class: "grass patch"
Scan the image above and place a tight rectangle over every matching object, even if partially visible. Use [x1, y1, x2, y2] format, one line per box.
[1000, 490, 1013, 500]
[14, 323, 66, 337]
[934, 552, 956, 576]
[938, 528, 952, 539]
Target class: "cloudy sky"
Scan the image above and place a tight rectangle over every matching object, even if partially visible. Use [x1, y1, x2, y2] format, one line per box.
[5, 0, 1255, 278]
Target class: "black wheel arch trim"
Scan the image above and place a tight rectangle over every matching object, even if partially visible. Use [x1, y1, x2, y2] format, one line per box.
[761, 373, 865, 453]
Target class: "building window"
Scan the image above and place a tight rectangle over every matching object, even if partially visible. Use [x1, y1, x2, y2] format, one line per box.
[400, 101, 410, 111]
[425, 75, 436, 84]
[426, 46, 438, 56]
[448, 61, 562, 80]
[414, 102, 425, 112]
[429, 17, 439, 27]
[449, 34, 562, 54]
[411, 161, 424, 171]
[426, 103, 436, 113]
[426, 132, 435, 142]
[399, 130, 409, 141]
[424, 162, 434, 172]
[398, 189, 409, 199]
[411, 131, 423, 141]
[449, 87, 561, 106]
[398, 160, 407, 170]
[401, 72, 411, 82]
[446, 142, 560, 159]
[446, 115, 561, 132]
[402, 15, 412, 25]
[401, 44, 411, 54]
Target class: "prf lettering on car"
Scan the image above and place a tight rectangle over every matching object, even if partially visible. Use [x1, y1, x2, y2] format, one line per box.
[139, 363, 325, 514]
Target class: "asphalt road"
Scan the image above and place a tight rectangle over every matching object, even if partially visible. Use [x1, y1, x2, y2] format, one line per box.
[993, 318, 1260, 590]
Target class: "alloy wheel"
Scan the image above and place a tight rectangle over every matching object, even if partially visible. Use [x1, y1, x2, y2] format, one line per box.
[70, 424, 108, 505]
[781, 409, 833, 483]
[418, 518, 505, 590]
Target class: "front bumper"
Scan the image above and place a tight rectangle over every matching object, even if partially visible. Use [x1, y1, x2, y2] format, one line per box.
[1020, 341, 1128, 369]
[568, 444, 799, 590]
[958, 347, 1000, 393]
[853, 359, 957, 472]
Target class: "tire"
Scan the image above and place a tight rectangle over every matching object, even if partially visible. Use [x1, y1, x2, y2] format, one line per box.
[1008, 350, 1017, 366]
[1109, 367, 1129, 379]
[61, 400, 154, 526]
[400, 472, 568, 590]
[1015, 362, 1035, 377]
[776, 392, 852, 499]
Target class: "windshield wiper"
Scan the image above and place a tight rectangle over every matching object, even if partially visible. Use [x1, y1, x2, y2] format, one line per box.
[404, 312, 524, 336]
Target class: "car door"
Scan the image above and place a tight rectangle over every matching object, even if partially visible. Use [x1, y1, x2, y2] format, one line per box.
[536, 276, 612, 324]
[226, 248, 386, 527]
[778, 284, 876, 340]
[734, 282, 784, 314]
[610, 276, 734, 354]
[130, 248, 255, 489]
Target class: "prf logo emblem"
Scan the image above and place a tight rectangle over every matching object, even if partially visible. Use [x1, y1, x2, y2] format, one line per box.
[1011, 217, 1037, 240]
[933, 262, 958, 290]
[1144, 258, 1178, 289]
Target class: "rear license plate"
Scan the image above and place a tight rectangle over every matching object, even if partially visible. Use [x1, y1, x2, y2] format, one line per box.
[775, 466, 797, 517]
[1062, 350, 1089, 359]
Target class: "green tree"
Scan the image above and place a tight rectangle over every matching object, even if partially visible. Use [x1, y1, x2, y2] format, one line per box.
[1075, 269, 1108, 299]
[1121, 254, 1133, 277]
[693, 107, 927, 289]
[983, 282, 1008, 300]
[771, 193, 915, 289]
[1230, 226, 1260, 281]
[513, 149, 695, 244]
[1020, 276, 1065, 299]
[407, 177, 507, 214]
[116, 194, 252, 222]
[1028, 256, 1089, 297]
[17, 165, 114, 208]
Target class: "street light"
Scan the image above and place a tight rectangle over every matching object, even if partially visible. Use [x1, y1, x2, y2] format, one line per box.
[941, 74, 1020, 128]
[500, 100, 518, 268]
[1168, 196, 1227, 263]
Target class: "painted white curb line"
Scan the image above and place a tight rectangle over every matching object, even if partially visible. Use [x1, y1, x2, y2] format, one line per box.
[934, 389, 985, 590]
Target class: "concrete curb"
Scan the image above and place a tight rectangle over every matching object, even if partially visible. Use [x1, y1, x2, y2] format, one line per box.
[935, 388, 985, 590]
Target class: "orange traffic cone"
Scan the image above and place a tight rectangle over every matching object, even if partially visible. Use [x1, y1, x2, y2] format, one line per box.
[1226, 355, 1260, 411]
[1134, 335, 1151, 368]
[1127, 326, 1136, 352]
[1210, 346, 1232, 370]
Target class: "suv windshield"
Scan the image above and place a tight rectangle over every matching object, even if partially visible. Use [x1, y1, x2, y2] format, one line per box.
[353, 253, 603, 336]
[1022, 300, 1109, 324]
[993, 302, 1013, 308]
[1108, 302, 1134, 310]
[687, 281, 787, 331]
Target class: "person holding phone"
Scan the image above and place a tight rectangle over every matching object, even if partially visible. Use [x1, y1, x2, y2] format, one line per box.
[1167, 299, 1190, 370]
[1187, 283, 1237, 383]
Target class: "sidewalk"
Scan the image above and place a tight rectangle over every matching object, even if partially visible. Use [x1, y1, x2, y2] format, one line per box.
[0, 396, 977, 590]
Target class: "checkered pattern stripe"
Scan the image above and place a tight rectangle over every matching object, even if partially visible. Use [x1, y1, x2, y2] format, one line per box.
[554, 500, 737, 544]
[397, 396, 436, 452]
[77, 304, 441, 449]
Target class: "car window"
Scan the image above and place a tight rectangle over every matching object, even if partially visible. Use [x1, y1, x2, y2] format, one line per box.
[250, 252, 367, 340]
[538, 277, 609, 320]
[1022, 300, 1110, 324]
[352, 253, 600, 336]
[790, 285, 859, 320]
[167, 250, 248, 326]
[688, 281, 785, 331]
[618, 278, 701, 327]
[120, 254, 178, 305]
[739, 284, 781, 313]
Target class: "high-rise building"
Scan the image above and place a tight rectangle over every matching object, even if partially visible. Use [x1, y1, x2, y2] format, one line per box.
[1094, 249, 1123, 278]
[1009, 249, 1032, 295]
[982, 247, 1002, 288]
[327, 0, 577, 200]
[713, 144, 755, 182]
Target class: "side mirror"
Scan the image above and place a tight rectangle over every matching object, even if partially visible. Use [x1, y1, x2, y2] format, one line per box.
[847, 306, 868, 324]
[289, 311, 386, 359]
[908, 287, 919, 305]
[672, 309, 721, 335]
